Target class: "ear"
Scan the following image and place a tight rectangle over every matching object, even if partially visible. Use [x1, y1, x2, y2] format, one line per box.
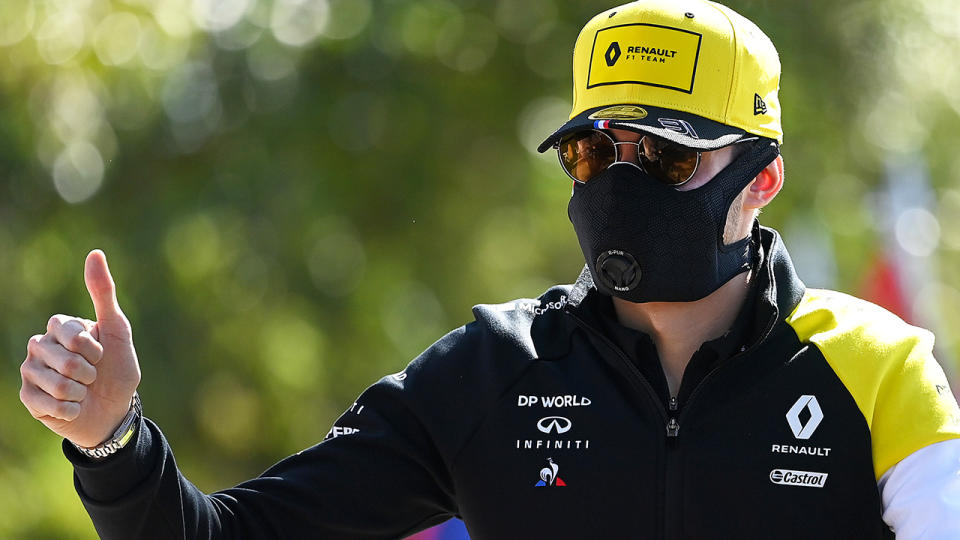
[743, 155, 784, 210]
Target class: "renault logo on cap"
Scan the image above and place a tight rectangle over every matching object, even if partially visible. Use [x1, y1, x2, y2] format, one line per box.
[786, 395, 823, 440]
[605, 42, 621, 66]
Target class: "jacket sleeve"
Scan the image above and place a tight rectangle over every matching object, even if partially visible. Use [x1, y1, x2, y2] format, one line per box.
[786, 289, 960, 479]
[64, 367, 460, 539]
[879, 438, 960, 538]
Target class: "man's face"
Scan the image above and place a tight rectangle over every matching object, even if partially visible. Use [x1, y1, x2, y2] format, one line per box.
[566, 123, 779, 302]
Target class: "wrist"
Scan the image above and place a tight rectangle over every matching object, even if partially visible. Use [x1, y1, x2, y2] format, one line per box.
[73, 393, 142, 460]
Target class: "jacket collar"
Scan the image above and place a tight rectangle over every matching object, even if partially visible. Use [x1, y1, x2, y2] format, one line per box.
[532, 225, 806, 360]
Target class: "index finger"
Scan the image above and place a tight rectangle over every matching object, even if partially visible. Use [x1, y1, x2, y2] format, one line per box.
[46, 315, 103, 365]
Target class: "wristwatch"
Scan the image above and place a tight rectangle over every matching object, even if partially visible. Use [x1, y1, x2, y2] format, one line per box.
[73, 393, 142, 460]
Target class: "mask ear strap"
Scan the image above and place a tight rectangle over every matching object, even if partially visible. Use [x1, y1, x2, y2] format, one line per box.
[718, 139, 781, 201]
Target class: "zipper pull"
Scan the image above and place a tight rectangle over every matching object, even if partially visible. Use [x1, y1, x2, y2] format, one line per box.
[666, 417, 680, 438]
[669, 396, 678, 411]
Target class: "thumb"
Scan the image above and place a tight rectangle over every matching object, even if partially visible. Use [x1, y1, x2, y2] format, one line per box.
[84, 249, 125, 324]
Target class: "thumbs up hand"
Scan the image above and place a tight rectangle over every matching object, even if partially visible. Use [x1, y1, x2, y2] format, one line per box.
[20, 250, 141, 448]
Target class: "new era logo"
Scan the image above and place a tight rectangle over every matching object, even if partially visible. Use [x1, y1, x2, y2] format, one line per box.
[754, 93, 768, 115]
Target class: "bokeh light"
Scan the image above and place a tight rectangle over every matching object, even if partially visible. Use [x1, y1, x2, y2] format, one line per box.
[52, 141, 105, 204]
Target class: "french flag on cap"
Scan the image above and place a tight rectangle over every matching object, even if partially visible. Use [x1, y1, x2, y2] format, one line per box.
[593, 120, 611, 129]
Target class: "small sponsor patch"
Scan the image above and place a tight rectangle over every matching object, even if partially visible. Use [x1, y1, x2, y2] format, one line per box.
[587, 23, 702, 92]
[535, 458, 566, 487]
[769, 469, 828, 488]
[658, 118, 698, 138]
[517, 395, 592, 407]
[537, 416, 573, 434]
[588, 105, 648, 120]
[754, 93, 768, 115]
[325, 425, 360, 439]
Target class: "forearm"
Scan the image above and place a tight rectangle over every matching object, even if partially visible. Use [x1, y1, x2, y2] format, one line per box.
[66, 417, 230, 539]
[65, 392, 459, 539]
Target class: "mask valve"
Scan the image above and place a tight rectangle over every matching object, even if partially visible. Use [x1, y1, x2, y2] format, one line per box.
[596, 250, 642, 292]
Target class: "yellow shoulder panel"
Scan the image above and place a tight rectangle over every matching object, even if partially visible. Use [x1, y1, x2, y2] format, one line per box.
[786, 289, 960, 480]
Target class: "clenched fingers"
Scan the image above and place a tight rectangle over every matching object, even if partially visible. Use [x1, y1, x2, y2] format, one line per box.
[19, 383, 82, 421]
[26, 334, 97, 384]
[20, 357, 88, 402]
[46, 315, 102, 365]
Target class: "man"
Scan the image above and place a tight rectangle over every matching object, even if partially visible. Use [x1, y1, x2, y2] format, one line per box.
[19, 0, 960, 538]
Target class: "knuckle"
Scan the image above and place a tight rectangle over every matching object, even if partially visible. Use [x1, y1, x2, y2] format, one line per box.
[114, 315, 133, 335]
[19, 386, 40, 418]
[60, 354, 81, 376]
[66, 333, 86, 352]
[47, 315, 64, 332]
[55, 401, 77, 420]
[26, 335, 43, 355]
[53, 378, 73, 399]
[62, 318, 84, 334]
[20, 359, 40, 381]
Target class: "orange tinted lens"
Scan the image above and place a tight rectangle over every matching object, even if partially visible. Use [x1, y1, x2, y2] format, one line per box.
[558, 131, 616, 183]
[639, 137, 699, 185]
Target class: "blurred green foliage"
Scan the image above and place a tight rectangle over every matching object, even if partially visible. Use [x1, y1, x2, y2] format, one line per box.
[2, 0, 959, 537]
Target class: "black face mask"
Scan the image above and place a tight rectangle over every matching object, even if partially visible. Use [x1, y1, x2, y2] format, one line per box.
[567, 139, 780, 303]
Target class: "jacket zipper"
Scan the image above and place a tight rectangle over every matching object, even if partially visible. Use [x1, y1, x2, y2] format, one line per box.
[567, 301, 779, 539]
[567, 313, 675, 538]
[665, 304, 780, 538]
[667, 397, 679, 436]
[676, 306, 779, 427]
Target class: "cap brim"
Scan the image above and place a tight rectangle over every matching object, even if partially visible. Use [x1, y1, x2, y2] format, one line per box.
[536, 104, 750, 153]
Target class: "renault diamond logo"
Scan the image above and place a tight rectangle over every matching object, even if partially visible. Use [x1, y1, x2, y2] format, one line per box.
[786, 395, 823, 440]
[537, 416, 572, 434]
[605, 42, 621, 66]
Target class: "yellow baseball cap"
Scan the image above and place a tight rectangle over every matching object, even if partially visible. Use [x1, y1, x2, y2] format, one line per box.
[537, 0, 782, 153]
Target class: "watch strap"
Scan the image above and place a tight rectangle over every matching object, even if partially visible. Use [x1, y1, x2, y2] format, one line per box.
[73, 393, 142, 460]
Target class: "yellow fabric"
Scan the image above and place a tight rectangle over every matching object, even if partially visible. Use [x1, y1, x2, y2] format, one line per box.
[571, 0, 782, 142]
[786, 289, 960, 480]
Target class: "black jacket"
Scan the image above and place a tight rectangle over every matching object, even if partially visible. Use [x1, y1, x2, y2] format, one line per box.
[66, 227, 960, 539]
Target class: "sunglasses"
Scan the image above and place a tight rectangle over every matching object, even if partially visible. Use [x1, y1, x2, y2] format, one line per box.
[556, 129, 701, 186]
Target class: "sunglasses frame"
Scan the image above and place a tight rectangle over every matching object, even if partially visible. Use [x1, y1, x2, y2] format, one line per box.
[555, 129, 702, 187]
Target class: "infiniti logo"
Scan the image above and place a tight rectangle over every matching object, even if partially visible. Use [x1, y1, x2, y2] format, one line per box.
[537, 416, 572, 434]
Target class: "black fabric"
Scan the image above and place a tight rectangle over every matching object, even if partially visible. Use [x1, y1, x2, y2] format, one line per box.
[66, 227, 898, 540]
[567, 138, 778, 302]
